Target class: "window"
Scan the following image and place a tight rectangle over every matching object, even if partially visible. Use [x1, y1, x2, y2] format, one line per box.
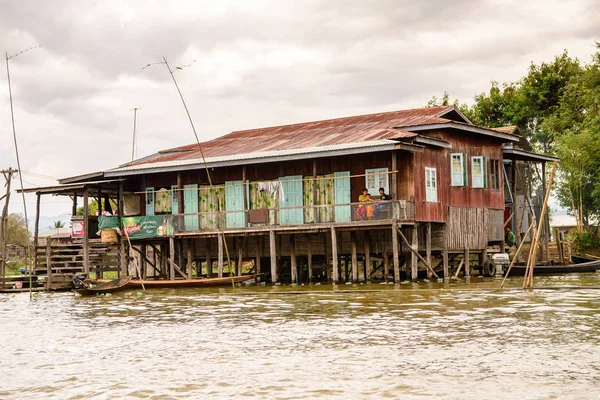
[425, 167, 437, 203]
[451, 153, 468, 186]
[365, 168, 389, 195]
[489, 159, 500, 190]
[471, 156, 487, 188]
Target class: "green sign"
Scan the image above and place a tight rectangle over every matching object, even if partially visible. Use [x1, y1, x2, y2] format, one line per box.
[122, 216, 175, 240]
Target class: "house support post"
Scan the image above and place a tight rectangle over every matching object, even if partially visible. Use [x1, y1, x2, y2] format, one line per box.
[118, 182, 126, 277]
[169, 237, 175, 280]
[186, 239, 193, 278]
[426, 222, 432, 279]
[290, 234, 297, 284]
[206, 238, 212, 278]
[83, 186, 90, 275]
[383, 252, 389, 282]
[392, 221, 400, 282]
[255, 236, 261, 278]
[364, 232, 370, 281]
[307, 234, 313, 283]
[237, 237, 243, 276]
[33, 192, 41, 278]
[411, 224, 418, 281]
[464, 248, 470, 278]
[331, 227, 338, 282]
[351, 231, 358, 282]
[269, 230, 277, 283]
[443, 224, 449, 280]
[218, 234, 224, 278]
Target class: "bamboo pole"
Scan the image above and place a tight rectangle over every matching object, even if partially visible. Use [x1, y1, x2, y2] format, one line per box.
[500, 221, 536, 289]
[523, 161, 557, 288]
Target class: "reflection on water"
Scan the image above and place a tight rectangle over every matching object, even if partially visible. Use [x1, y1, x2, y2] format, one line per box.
[2, 274, 600, 399]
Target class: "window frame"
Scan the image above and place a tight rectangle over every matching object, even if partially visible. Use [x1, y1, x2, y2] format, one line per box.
[365, 168, 389, 196]
[450, 153, 468, 187]
[425, 167, 438, 203]
[489, 159, 500, 191]
[471, 156, 487, 189]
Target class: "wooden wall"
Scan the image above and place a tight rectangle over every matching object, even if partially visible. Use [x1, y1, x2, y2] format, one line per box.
[445, 207, 504, 250]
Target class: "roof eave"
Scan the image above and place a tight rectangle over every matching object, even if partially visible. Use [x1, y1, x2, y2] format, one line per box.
[400, 122, 520, 142]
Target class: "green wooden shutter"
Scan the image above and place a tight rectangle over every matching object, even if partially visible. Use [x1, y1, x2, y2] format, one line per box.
[225, 180, 245, 228]
[483, 156, 488, 188]
[334, 171, 351, 222]
[463, 153, 468, 187]
[171, 185, 179, 214]
[183, 184, 199, 230]
[280, 176, 304, 225]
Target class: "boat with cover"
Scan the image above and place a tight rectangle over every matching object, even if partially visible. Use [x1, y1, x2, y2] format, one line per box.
[504, 260, 600, 276]
[92, 275, 256, 289]
[74, 275, 133, 296]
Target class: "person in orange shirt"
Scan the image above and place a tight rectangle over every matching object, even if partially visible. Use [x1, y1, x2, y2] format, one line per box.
[365, 193, 374, 219]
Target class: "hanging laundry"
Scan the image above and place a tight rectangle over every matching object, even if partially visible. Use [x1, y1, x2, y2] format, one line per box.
[258, 181, 285, 201]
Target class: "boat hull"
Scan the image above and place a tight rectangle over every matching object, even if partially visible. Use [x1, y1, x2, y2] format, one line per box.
[93, 275, 255, 289]
[74, 276, 133, 296]
[505, 260, 600, 276]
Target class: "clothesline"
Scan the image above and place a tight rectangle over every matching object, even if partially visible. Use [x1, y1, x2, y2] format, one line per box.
[133, 170, 399, 194]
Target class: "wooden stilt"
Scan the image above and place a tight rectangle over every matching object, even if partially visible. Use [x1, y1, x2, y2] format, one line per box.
[324, 233, 330, 282]
[392, 222, 400, 282]
[169, 237, 176, 279]
[237, 237, 243, 276]
[331, 227, 339, 282]
[33, 193, 41, 278]
[218, 234, 224, 278]
[307, 234, 313, 283]
[83, 186, 90, 275]
[351, 231, 358, 282]
[443, 224, 449, 280]
[141, 244, 147, 279]
[206, 238, 212, 278]
[118, 182, 126, 277]
[464, 248, 470, 277]
[364, 232, 370, 281]
[383, 252, 389, 282]
[269, 230, 277, 283]
[426, 222, 432, 279]
[290, 235, 297, 284]
[45, 239, 52, 290]
[186, 239, 193, 278]
[411, 225, 418, 281]
[255, 236, 261, 277]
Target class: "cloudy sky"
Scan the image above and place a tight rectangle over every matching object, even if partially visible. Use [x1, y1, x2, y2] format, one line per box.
[1, 0, 598, 223]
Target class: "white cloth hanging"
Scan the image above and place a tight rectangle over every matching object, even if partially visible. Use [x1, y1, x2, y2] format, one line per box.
[258, 181, 285, 201]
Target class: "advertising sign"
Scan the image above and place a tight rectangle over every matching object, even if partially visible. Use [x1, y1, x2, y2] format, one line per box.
[121, 215, 175, 240]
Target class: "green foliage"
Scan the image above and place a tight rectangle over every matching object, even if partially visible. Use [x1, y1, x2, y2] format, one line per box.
[48, 220, 65, 230]
[569, 230, 600, 253]
[76, 199, 117, 216]
[6, 213, 29, 246]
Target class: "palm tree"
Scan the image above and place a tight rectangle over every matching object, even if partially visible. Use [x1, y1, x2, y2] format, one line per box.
[48, 220, 66, 230]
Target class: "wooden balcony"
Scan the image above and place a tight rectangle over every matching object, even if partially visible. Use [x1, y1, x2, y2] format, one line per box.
[171, 200, 414, 236]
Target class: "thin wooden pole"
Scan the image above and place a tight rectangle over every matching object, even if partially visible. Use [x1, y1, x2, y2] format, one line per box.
[524, 161, 557, 288]
[218, 234, 224, 278]
[411, 225, 418, 281]
[464, 248, 470, 278]
[443, 224, 449, 280]
[392, 222, 400, 282]
[186, 239, 193, 278]
[206, 238, 212, 278]
[237, 237, 243, 276]
[83, 187, 90, 275]
[364, 232, 370, 282]
[33, 192, 41, 279]
[426, 222, 432, 279]
[290, 235, 297, 284]
[307, 234, 313, 283]
[351, 231, 358, 282]
[331, 227, 339, 282]
[383, 252, 389, 283]
[269, 230, 277, 283]
[500, 221, 535, 288]
[169, 237, 176, 280]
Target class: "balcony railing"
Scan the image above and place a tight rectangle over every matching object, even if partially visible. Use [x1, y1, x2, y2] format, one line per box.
[170, 200, 413, 232]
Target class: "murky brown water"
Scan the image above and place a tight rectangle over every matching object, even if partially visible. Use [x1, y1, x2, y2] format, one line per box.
[2, 274, 600, 399]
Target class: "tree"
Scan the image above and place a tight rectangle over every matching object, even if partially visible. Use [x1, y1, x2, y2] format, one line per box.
[48, 220, 66, 230]
[6, 213, 29, 246]
[76, 199, 117, 216]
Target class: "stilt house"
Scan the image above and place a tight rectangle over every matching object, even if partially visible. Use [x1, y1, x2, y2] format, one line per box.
[24, 106, 557, 285]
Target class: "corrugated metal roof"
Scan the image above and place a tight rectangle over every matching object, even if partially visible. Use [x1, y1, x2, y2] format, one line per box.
[124, 106, 455, 168]
[107, 139, 405, 175]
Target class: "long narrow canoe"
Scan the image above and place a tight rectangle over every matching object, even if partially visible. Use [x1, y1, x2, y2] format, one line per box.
[572, 255, 598, 264]
[74, 276, 133, 296]
[93, 275, 256, 289]
[505, 260, 600, 276]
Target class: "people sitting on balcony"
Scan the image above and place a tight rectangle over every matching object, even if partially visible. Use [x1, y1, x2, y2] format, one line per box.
[375, 187, 391, 218]
[365, 193, 375, 219]
[356, 188, 369, 220]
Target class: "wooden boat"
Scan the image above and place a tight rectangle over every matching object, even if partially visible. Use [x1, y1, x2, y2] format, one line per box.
[0, 287, 45, 293]
[505, 260, 600, 276]
[93, 275, 256, 289]
[572, 255, 598, 264]
[74, 276, 133, 296]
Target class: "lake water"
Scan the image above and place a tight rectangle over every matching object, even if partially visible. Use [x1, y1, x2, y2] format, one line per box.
[2, 274, 600, 399]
